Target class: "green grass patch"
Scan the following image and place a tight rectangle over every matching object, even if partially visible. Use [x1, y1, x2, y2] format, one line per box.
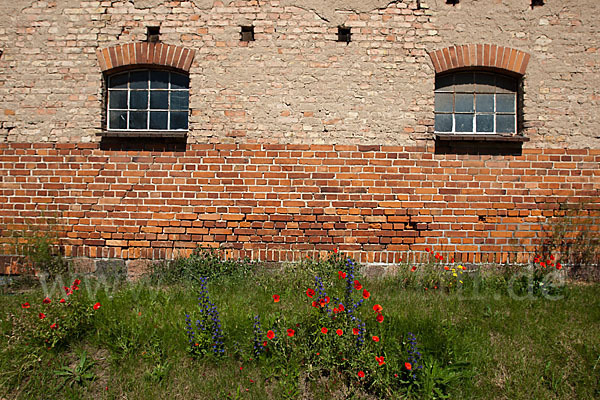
[1, 256, 599, 399]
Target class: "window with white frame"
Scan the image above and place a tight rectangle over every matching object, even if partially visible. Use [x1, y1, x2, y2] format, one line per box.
[107, 70, 189, 131]
[434, 71, 518, 134]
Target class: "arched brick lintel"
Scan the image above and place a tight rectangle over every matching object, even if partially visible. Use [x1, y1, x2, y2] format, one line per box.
[95, 42, 195, 73]
[428, 44, 530, 76]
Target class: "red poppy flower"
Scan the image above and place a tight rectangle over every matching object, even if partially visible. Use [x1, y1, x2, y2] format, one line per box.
[321, 327, 328, 334]
[358, 370, 365, 378]
[267, 330, 275, 340]
[376, 314, 384, 323]
[354, 281, 362, 290]
[262, 341, 267, 347]
[42, 297, 51, 304]
[411, 266, 417, 272]
[373, 304, 383, 313]
[550, 255, 555, 261]
[336, 329, 343, 336]
[50, 323, 58, 329]
[334, 248, 338, 253]
[405, 362, 412, 370]
[287, 329, 295, 337]
[333, 307, 339, 314]
[425, 247, 430, 252]
[306, 288, 315, 298]
[38, 313, 46, 319]
[93, 302, 101, 310]
[372, 336, 380, 342]
[376, 356, 385, 366]
[362, 290, 370, 299]
[311, 301, 318, 308]
[59, 298, 65, 303]
[324, 296, 330, 304]
[72, 285, 79, 291]
[352, 327, 359, 335]
[556, 262, 562, 270]
[541, 262, 546, 268]
[338, 270, 346, 279]
[273, 294, 280, 303]
[73, 279, 81, 286]
[21, 302, 30, 309]
[338, 304, 344, 312]
[444, 266, 450, 271]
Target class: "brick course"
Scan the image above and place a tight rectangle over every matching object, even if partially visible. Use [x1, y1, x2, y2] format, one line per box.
[1, 143, 598, 267]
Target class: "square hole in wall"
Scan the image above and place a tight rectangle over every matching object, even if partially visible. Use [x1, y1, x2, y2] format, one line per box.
[337, 26, 351, 43]
[531, 0, 544, 7]
[240, 26, 254, 42]
[147, 26, 160, 42]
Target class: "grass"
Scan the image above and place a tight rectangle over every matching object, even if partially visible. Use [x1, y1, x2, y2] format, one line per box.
[1, 261, 599, 399]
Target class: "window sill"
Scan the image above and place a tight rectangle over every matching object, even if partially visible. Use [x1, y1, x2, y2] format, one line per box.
[98, 130, 188, 138]
[435, 133, 529, 142]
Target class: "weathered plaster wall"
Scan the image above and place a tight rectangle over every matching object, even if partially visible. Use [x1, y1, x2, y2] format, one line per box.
[0, 0, 598, 147]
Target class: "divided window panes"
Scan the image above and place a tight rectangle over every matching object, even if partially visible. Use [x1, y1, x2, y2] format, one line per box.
[107, 70, 189, 131]
[434, 72, 517, 134]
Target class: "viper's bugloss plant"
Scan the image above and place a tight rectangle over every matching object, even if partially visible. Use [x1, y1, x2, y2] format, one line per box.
[185, 277, 225, 356]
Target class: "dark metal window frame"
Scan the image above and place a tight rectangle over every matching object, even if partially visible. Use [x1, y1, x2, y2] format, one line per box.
[434, 71, 519, 135]
[106, 69, 190, 133]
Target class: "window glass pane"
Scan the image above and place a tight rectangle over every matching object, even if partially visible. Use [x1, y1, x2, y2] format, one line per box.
[475, 73, 495, 93]
[454, 73, 474, 92]
[109, 110, 127, 130]
[455, 114, 473, 132]
[476, 94, 494, 112]
[130, 71, 148, 89]
[496, 114, 515, 133]
[435, 93, 453, 113]
[171, 73, 189, 90]
[150, 91, 168, 110]
[170, 91, 189, 110]
[476, 114, 494, 132]
[109, 73, 128, 89]
[108, 90, 127, 109]
[130, 91, 148, 110]
[496, 94, 515, 113]
[150, 111, 168, 130]
[496, 75, 517, 93]
[129, 111, 148, 130]
[455, 93, 474, 113]
[435, 114, 452, 132]
[435, 74, 453, 92]
[150, 71, 169, 89]
[170, 111, 188, 130]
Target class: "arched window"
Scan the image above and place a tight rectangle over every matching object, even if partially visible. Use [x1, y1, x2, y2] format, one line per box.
[107, 69, 189, 131]
[434, 71, 517, 134]
[96, 43, 195, 134]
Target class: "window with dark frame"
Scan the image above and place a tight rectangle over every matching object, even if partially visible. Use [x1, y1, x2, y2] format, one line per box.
[107, 70, 189, 132]
[337, 26, 351, 43]
[434, 71, 518, 135]
[240, 26, 254, 42]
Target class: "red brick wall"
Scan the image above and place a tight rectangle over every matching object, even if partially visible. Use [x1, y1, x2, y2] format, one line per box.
[0, 142, 598, 266]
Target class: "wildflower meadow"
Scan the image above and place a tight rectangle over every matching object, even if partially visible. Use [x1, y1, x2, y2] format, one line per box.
[0, 248, 599, 399]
